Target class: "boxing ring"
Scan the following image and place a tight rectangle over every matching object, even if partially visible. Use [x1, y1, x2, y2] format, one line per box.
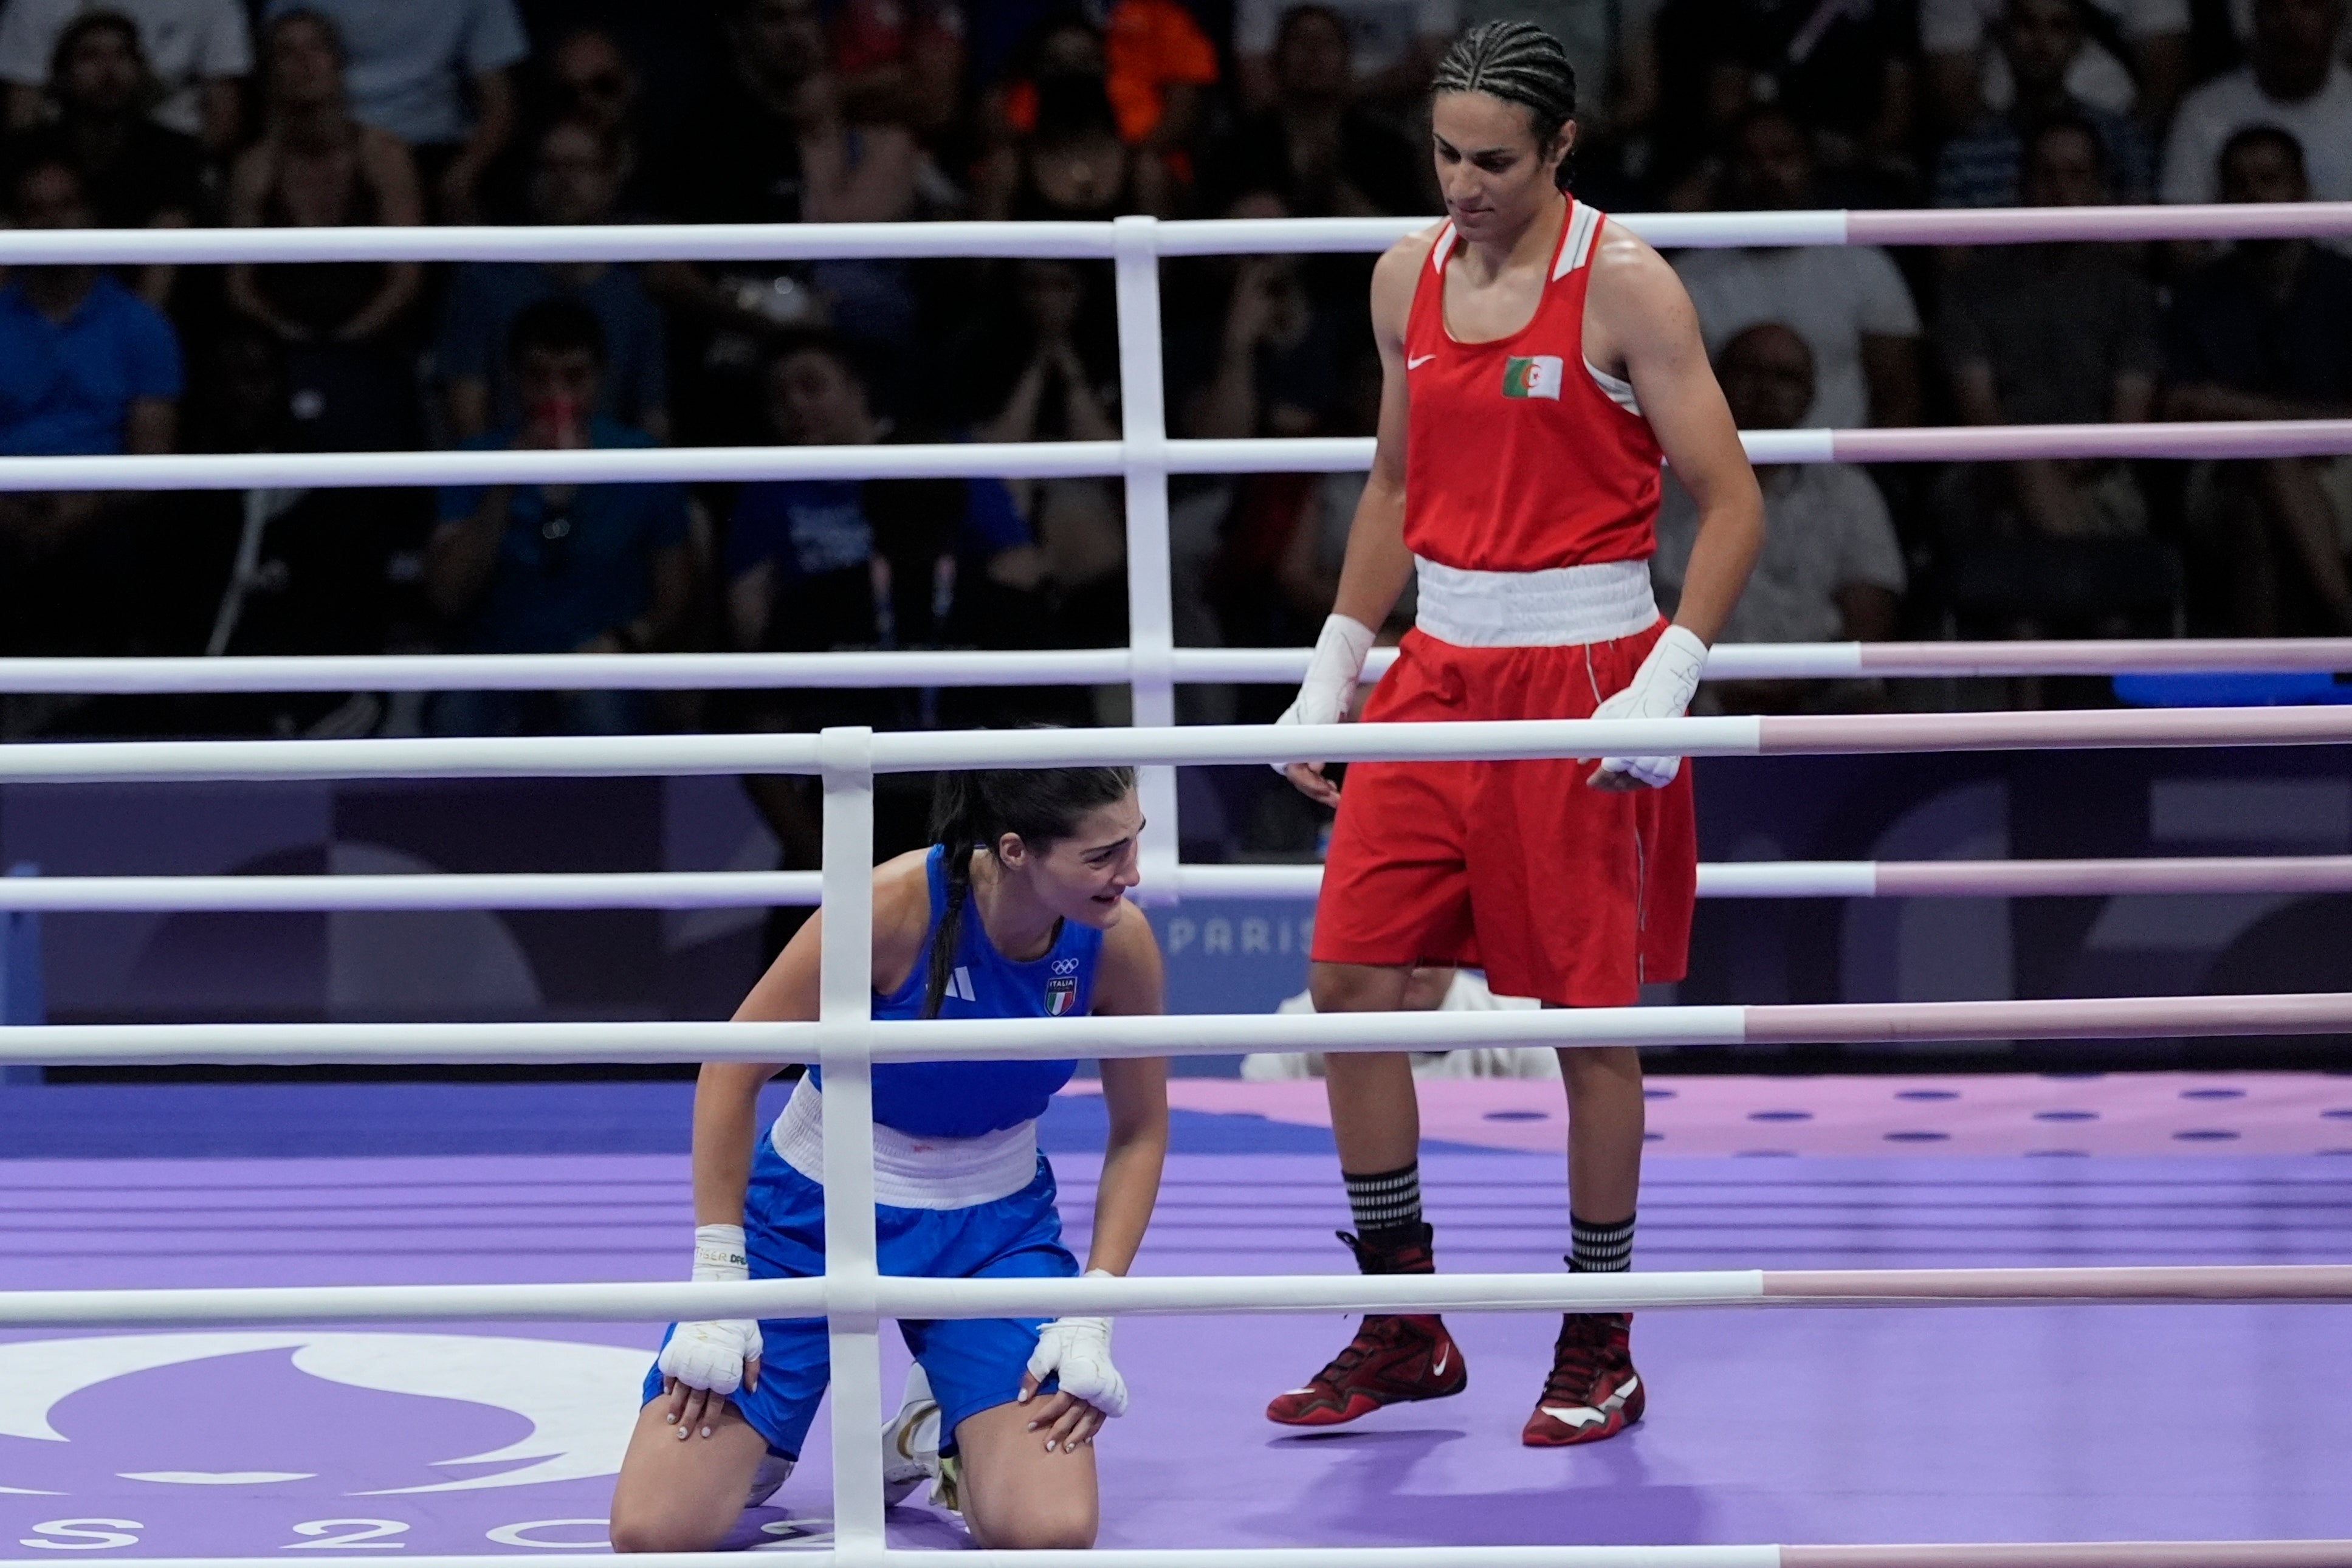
[3, 205, 2352, 1564]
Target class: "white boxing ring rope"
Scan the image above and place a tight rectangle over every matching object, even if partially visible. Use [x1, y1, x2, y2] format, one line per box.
[3, 208, 2351, 1568]
[7, 853, 2352, 910]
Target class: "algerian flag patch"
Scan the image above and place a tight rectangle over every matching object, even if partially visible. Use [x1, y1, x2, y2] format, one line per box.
[1502, 356, 1564, 399]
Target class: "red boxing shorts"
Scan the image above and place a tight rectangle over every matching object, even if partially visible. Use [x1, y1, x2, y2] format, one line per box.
[1311, 619, 1697, 1008]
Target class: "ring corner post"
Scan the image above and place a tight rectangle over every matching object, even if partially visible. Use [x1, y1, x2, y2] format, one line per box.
[816, 726, 885, 1562]
[0, 862, 43, 1086]
[1112, 214, 1182, 906]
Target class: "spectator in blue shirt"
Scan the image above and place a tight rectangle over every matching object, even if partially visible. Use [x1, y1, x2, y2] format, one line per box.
[0, 154, 182, 662]
[0, 158, 181, 458]
[1933, 0, 2153, 208]
[261, 0, 528, 221]
[424, 298, 690, 735]
[435, 117, 667, 442]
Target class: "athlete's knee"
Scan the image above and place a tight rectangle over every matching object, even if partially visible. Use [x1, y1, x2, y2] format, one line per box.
[976, 1498, 1098, 1551]
[608, 1505, 727, 1556]
[1309, 961, 1409, 1013]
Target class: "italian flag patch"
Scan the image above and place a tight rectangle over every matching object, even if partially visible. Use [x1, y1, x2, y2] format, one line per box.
[1502, 355, 1564, 399]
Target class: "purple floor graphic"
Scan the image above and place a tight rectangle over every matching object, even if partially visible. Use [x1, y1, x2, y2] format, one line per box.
[4, 1097, 2352, 1553]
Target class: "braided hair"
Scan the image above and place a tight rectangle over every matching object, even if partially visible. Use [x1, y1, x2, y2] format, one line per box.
[1429, 21, 1580, 191]
[920, 762, 1138, 1019]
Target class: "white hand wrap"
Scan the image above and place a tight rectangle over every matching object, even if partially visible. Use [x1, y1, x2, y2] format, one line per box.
[1025, 1270, 1128, 1418]
[1270, 613, 1377, 774]
[1590, 625, 1709, 789]
[657, 1223, 762, 1397]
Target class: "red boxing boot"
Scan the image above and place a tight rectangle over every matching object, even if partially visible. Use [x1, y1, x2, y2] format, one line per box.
[1521, 1311, 1644, 1446]
[1266, 1226, 1468, 1427]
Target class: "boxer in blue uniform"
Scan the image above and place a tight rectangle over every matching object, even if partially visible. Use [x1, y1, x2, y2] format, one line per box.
[608, 765, 1168, 1553]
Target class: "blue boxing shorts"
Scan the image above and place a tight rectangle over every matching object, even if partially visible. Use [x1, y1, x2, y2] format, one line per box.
[642, 1133, 1079, 1459]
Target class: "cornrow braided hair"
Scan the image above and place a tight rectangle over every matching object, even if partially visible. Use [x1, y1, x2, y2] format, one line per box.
[920, 758, 1138, 1020]
[1430, 21, 1580, 191]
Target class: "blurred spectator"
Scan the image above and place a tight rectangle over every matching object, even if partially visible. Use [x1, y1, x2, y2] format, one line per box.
[540, 27, 655, 213]
[227, 9, 425, 452]
[667, 0, 918, 226]
[1182, 207, 1351, 441]
[435, 119, 668, 442]
[261, 0, 528, 222]
[1923, 0, 2185, 132]
[729, 333, 1037, 696]
[978, 15, 1174, 218]
[2161, 0, 2352, 205]
[827, 0, 966, 134]
[653, 0, 924, 439]
[424, 300, 690, 734]
[180, 325, 415, 737]
[1940, 118, 2159, 537]
[5, 11, 205, 308]
[944, 258, 1126, 663]
[1648, 0, 1916, 188]
[0, 157, 177, 457]
[0, 0, 249, 153]
[1234, 0, 1454, 116]
[991, 4, 1217, 182]
[2164, 128, 2352, 636]
[727, 332, 1042, 859]
[1933, 0, 2154, 207]
[1653, 324, 1903, 712]
[1201, 5, 1426, 217]
[1936, 116, 2178, 653]
[0, 156, 180, 667]
[1674, 108, 1922, 427]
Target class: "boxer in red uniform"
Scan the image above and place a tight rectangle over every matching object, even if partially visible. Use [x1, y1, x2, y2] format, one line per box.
[1265, 21, 1762, 1446]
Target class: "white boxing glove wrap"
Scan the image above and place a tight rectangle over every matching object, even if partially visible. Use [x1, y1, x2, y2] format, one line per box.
[1590, 625, 1709, 789]
[1270, 614, 1377, 775]
[1024, 1268, 1128, 1418]
[659, 1223, 761, 1397]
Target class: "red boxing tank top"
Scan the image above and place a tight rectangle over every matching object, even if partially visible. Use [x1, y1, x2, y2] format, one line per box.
[1401, 199, 1664, 573]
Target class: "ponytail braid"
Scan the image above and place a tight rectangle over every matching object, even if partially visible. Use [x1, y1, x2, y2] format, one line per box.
[1431, 21, 1580, 191]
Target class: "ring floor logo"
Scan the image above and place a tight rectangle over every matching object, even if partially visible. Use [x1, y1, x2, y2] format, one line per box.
[0, 1332, 834, 1555]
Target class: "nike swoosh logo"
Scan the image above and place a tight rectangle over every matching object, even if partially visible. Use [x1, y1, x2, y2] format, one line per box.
[1408, 354, 1435, 369]
[1541, 1405, 1607, 1428]
[1431, 1346, 1449, 1377]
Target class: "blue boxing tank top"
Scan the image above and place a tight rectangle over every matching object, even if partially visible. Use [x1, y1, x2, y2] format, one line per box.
[809, 844, 1103, 1138]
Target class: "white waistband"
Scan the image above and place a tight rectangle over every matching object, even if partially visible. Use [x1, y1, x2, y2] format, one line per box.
[1413, 557, 1658, 647]
[769, 1076, 1039, 1211]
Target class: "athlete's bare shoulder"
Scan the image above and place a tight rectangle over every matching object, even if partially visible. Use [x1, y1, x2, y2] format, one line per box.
[870, 848, 939, 982]
[1367, 221, 1445, 344]
[1584, 219, 1704, 368]
[1586, 221, 1684, 305]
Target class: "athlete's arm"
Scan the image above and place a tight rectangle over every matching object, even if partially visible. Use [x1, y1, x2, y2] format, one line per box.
[1327, 232, 1428, 633]
[1586, 233, 1762, 645]
[1279, 229, 1434, 808]
[662, 858, 936, 1431]
[695, 854, 932, 1229]
[1019, 902, 1168, 1451]
[1081, 905, 1169, 1277]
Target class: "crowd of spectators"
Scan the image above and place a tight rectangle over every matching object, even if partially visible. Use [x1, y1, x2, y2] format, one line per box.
[0, 0, 2346, 835]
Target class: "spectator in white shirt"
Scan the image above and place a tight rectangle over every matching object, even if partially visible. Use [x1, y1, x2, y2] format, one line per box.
[2161, 0, 2352, 206]
[1922, 0, 2187, 130]
[1673, 106, 1923, 430]
[0, 0, 250, 152]
[1653, 323, 1905, 714]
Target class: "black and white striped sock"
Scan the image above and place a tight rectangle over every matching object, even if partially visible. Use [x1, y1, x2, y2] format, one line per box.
[1570, 1212, 1635, 1273]
[1344, 1162, 1423, 1237]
